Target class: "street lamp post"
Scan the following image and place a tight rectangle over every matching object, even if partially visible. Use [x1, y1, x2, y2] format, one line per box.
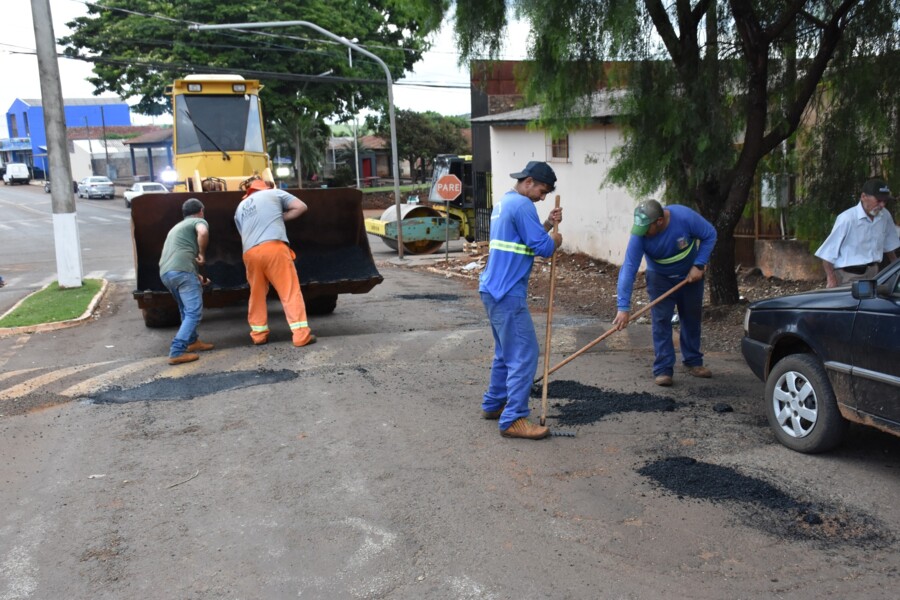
[349, 42, 360, 190]
[190, 20, 406, 259]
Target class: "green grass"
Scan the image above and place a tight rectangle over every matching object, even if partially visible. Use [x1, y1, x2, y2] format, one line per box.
[0, 279, 103, 328]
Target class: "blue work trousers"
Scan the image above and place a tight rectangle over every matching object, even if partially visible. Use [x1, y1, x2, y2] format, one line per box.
[646, 270, 705, 377]
[481, 292, 539, 430]
[161, 270, 203, 358]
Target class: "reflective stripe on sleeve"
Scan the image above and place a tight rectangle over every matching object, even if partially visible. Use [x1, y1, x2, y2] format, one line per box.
[489, 239, 535, 256]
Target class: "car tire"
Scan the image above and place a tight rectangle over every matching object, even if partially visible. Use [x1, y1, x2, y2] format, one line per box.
[125, 199, 131, 208]
[765, 353, 848, 453]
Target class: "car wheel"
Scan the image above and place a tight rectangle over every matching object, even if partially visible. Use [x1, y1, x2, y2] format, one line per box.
[125, 199, 131, 208]
[765, 353, 848, 453]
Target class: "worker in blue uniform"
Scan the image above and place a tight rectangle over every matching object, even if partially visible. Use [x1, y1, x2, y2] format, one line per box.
[479, 161, 562, 440]
[612, 199, 717, 387]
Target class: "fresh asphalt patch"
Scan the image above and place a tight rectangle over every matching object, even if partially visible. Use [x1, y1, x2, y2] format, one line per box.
[639, 456, 890, 547]
[534, 379, 681, 426]
[396, 293, 461, 301]
[85, 369, 298, 404]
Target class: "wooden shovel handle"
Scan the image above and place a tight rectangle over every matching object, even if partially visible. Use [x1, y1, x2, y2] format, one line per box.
[540, 195, 561, 426]
[534, 276, 691, 386]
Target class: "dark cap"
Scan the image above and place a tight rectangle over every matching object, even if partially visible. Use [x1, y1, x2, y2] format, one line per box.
[510, 161, 557, 190]
[631, 199, 664, 236]
[862, 178, 894, 201]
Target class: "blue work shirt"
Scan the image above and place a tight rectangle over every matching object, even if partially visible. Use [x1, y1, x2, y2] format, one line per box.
[479, 190, 557, 301]
[617, 205, 717, 311]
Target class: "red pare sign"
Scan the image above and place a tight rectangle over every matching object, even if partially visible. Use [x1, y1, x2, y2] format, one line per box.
[434, 174, 462, 201]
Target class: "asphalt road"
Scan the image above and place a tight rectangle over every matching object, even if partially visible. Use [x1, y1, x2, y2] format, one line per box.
[1, 183, 899, 599]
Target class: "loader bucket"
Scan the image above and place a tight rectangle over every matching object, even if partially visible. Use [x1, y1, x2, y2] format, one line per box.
[131, 187, 383, 327]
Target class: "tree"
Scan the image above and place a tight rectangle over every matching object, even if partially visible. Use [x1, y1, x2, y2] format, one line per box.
[369, 110, 470, 182]
[60, 0, 447, 153]
[454, 0, 899, 305]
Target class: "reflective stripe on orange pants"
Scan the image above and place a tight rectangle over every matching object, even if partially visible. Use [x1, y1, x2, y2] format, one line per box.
[243, 240, 312, 346]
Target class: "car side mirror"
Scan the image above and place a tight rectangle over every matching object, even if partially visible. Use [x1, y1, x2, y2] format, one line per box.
[851, 280, 876, 299]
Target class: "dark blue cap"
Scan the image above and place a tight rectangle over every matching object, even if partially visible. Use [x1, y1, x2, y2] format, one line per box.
[510, 161, 557, 190]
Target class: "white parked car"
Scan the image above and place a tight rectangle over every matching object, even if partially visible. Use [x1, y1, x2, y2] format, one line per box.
[123, 182, 169, 208]
[77, 176, 115, 199]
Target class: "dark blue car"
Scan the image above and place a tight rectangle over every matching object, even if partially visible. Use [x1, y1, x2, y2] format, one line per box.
[741, 259, 900, 453]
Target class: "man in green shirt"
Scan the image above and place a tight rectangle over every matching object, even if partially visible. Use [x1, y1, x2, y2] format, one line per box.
[159, 198, 213, 364]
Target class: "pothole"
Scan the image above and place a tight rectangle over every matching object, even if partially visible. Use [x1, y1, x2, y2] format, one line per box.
[533, 380, 680, 426]
[86, 369, 298, 404]
[638, 456, 889, 546]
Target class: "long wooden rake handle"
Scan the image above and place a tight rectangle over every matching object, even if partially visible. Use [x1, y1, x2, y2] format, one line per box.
[533, 276, 690, 387]
[539, 195, 561, 426]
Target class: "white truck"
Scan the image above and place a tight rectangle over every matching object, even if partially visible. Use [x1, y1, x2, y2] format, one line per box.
[3, 163, 31, 185]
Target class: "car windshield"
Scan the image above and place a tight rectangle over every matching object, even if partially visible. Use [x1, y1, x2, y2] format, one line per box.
[88, 177, 112, 184]
[143, 184, 166, 192]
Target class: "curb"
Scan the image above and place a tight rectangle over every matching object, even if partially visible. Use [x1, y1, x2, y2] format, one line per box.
[0, 279, 110, 338]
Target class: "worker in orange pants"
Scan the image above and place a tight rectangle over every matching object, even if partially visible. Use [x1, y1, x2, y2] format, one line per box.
[235, 179, 316, 347]
[243, 240, 314, 346]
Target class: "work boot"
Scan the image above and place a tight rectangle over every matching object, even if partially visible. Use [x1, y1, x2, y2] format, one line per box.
[293, 334, 317, 348]
[482, 404, 506, 420]
[500, 417, 550, 440]
[654, 374, 673, 387]
[686, 365, 712, 378]
[187, 340, 214, 352]
[168, 353, 199, 365]
[252, 337, 268, 346]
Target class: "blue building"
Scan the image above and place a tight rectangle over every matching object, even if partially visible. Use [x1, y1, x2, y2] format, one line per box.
[1, 97, 131, 175]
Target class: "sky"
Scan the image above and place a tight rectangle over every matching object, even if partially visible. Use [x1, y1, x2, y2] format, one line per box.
[1, 0, 529, 138]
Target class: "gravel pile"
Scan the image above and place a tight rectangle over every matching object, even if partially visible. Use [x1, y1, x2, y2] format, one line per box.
[534, 379, 680, 426]
[639, 456, 888, 546]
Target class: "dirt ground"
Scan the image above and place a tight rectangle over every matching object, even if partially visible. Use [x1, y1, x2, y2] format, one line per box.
[362, 190, 825, 353]
[411, 249, 824, 353]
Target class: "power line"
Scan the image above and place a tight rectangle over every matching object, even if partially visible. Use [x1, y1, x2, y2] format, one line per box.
[9, 48, 471, 89]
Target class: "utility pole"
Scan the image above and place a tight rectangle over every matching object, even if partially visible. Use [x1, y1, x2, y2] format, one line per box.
[32, 0, 83, 287]
[84, 116, 94, 174]
[100, 105, 111, 178]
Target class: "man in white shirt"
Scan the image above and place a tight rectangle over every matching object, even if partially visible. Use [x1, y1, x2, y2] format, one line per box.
[815, 178, 900, 287]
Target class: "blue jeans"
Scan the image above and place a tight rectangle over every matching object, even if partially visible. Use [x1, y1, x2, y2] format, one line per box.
[646, 270, 705, 376]
[160, 270, 203, 358]
[481, 292, 539, 430]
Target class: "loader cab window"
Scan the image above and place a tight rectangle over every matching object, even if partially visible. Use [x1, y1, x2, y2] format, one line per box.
[174, 94, 265, 154]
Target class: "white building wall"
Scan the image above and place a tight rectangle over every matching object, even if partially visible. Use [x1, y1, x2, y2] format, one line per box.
[70, 143, 93, 182]
[488, 124, 638, 266]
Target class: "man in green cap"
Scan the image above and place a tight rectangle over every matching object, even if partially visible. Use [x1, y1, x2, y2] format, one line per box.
[612, 199, 717, 387]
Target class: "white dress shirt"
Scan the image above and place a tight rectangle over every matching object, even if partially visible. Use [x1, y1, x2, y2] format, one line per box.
[815, 203, 900, 268]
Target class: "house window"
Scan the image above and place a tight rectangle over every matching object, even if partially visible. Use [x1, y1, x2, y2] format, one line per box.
[23, 113, 29, 136]
[9, 115, 18, 137]
[547, 135, 569, 163]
